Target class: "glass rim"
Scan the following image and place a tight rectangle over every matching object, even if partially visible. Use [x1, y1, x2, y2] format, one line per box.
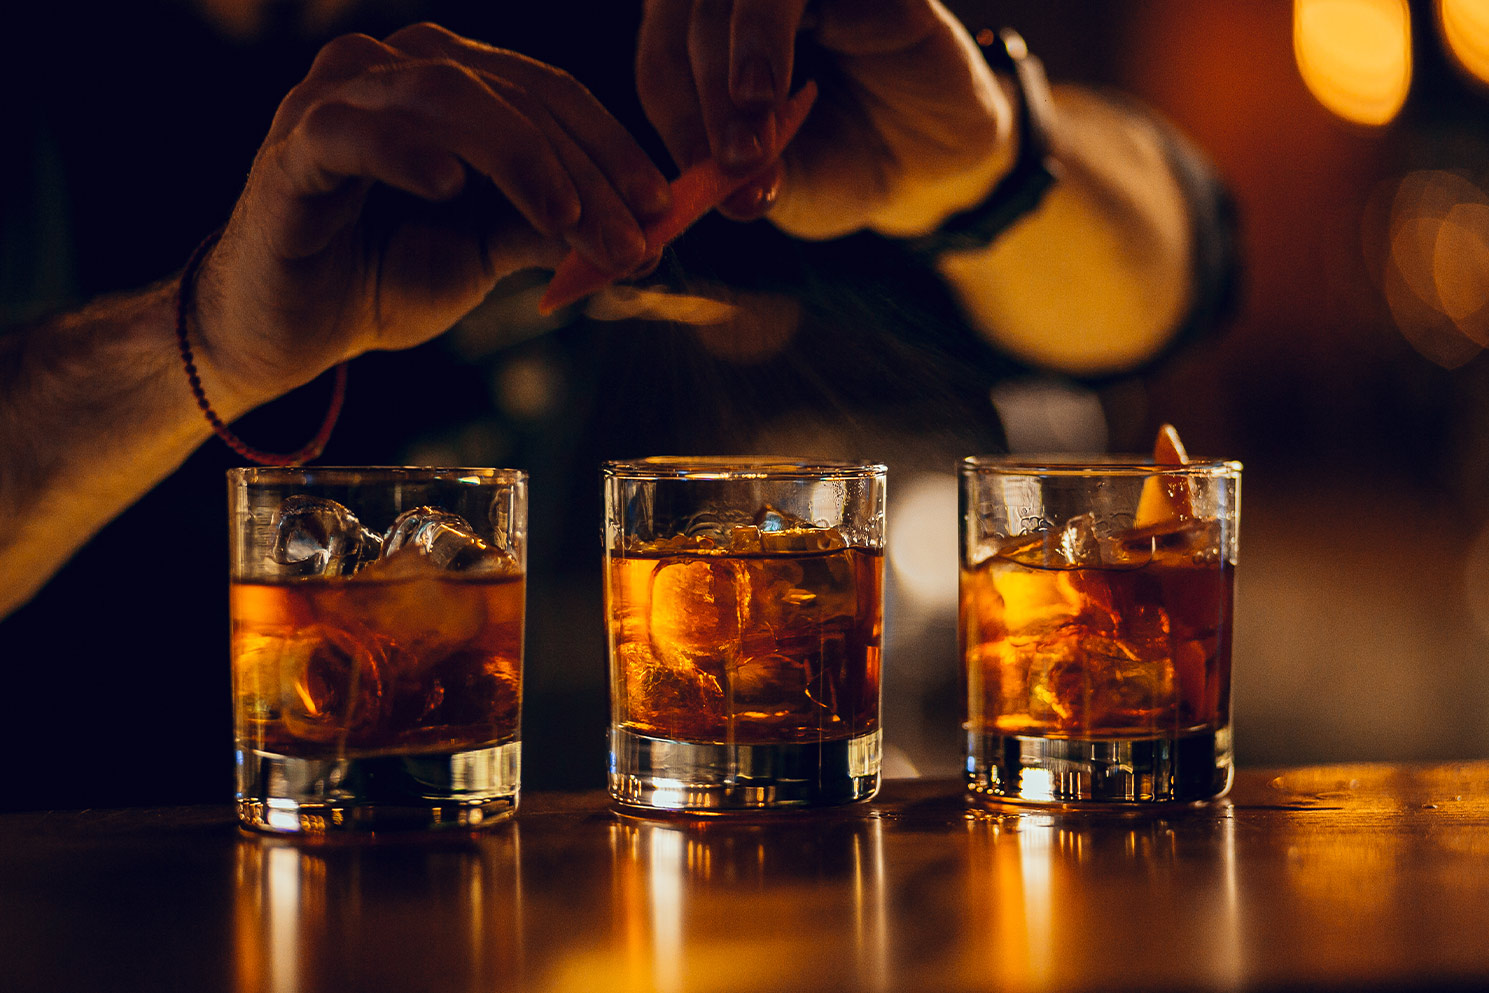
[228, 466, 528, 485]
[602, 456, 887, 481]
[960, 454, 1242, 477]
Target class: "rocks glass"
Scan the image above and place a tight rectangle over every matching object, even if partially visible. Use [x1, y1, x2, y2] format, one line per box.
[229, 467, 526, 833]
[603, 458, 886, 811]
[960, 454, 1241, 804]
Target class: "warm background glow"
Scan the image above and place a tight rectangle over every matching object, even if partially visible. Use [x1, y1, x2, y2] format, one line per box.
[1294, 0, 1413, 125]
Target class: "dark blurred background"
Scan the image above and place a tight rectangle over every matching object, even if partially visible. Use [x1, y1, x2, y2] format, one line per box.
[3, 0, 1487, 810]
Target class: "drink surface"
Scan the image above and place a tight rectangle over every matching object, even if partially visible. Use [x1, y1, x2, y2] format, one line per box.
[607, 541, 882, 745]
[961, 520, 1232, 739]
[231, 567, 524, 758]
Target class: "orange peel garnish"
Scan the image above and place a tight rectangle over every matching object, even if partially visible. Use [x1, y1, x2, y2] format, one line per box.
[1135, 422, 1194, 526]
[538, 81, 819, 316]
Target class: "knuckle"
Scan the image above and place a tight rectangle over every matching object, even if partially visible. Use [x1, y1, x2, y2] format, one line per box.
[404, 59, 481, 104]
[297, 99, 350, 142]
[385, 21, 454, 46]
[311, 33, 383, 73]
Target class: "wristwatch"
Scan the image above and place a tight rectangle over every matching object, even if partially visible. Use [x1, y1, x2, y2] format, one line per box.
[904, 28, 1060, 257]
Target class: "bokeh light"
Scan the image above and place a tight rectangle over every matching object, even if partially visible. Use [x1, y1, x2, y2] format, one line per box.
[989, 379, 1108, 454]
[1294, 0, 1412, 125]
[886, 472, 959, 609]
[1439, 0, 1489, 87]
[1372, 169, 1489, 367]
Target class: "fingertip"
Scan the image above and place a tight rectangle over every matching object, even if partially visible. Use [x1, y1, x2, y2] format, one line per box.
[627, 248, 666, 282]
[627, 177, 672, 222]
[719, 116, 771, 173]
[562, 220, 648, 277]
[717, 165, 781, 221]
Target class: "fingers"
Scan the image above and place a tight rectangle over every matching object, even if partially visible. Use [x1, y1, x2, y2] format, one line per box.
[637, 0, 706, 168]
[387, 24, 671, 220]
[260, 24, 670, 274]
[639, 0, 809, 174]
[386, 24, 670, 273]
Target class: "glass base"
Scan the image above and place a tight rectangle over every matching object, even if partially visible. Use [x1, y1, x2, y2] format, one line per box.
[965, 726, 1232, 805]
[609, 727, 882, 811]
[236, 741, 520, 834]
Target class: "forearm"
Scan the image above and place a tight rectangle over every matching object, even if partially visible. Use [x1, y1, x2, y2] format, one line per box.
[934, 85, 1210, 377]
[0, 281, 241, 618]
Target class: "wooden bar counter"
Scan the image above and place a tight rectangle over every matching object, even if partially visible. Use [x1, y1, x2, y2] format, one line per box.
[3, 763, 1487, 992]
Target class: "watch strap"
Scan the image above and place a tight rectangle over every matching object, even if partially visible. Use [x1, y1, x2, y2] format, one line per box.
[904, 28, 1060, 258]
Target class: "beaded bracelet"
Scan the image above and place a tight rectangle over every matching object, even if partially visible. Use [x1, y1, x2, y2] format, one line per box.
[175, 227, 348, 466]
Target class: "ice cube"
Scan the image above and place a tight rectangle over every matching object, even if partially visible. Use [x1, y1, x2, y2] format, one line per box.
[241, 622, 389, 745]
[347, 553, 489, 674]
[1052, 513, 1102, 567]
[993, 531, 1051, 567]
[618, 641, 726, 738]
[647, 557, 746, 673]
[727, 525, 764, 554]
[995, 514, 1102, 570]
[680, 510, 753, 549]
[738, 550, 858, 660]
[755, 505, 801, 533]
[1081, 622, 1177, 728]
[727, 651, 841, 735]
[752, 505, 848, 553]
[1007, 598, 1176, 733]
[382, 506, 512, 572]
[270, 495, 381, 576]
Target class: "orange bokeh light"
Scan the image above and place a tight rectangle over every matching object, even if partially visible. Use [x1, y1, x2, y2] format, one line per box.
[1294, 0, 1413, 125]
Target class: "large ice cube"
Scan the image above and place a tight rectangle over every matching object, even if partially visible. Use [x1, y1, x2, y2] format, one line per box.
[618, 641, 726, 738]
[1004, 596, 1177, 733]
[233, 623, 390, 745]
[737, 551, 857, 660]
[381, 506, 515, 573]
[346, 554, 490, 675]
[998, 514, 1166, 572]
[647, 558, 746, 673]
[270, 495, 381, 576]
[727, 648, 846, 738]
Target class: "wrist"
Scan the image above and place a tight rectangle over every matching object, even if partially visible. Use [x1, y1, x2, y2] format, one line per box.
[176, 228, 347, 465]
[901, 29, 1060, 258]
[182, 230, 278, 416]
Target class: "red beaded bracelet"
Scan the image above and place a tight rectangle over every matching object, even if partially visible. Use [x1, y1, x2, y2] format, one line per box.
[175, 228, 348, 466]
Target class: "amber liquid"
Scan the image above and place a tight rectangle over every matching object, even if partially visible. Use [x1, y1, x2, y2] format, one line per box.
[231, 569, 523, 759]
[961, 522, 1232, 739]
[607, 546, 882, 745]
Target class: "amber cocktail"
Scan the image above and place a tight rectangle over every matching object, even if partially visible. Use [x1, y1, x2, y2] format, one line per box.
[604, 458, 885, 810]
[229, 467, 526, 833]
[960, 445, 1240, 803]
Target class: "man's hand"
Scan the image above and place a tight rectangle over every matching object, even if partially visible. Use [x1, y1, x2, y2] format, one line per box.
[197, 22, 671, 411]
[635, 0, 1013, 240]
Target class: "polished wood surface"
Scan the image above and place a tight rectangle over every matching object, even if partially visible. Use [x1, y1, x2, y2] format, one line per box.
[3, 764, 1487, 993]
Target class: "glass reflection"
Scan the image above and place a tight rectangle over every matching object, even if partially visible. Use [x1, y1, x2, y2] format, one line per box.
[956, 805, 1240, 991]
[232, 828, 523, 993]
[598, 813, 888, 993]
